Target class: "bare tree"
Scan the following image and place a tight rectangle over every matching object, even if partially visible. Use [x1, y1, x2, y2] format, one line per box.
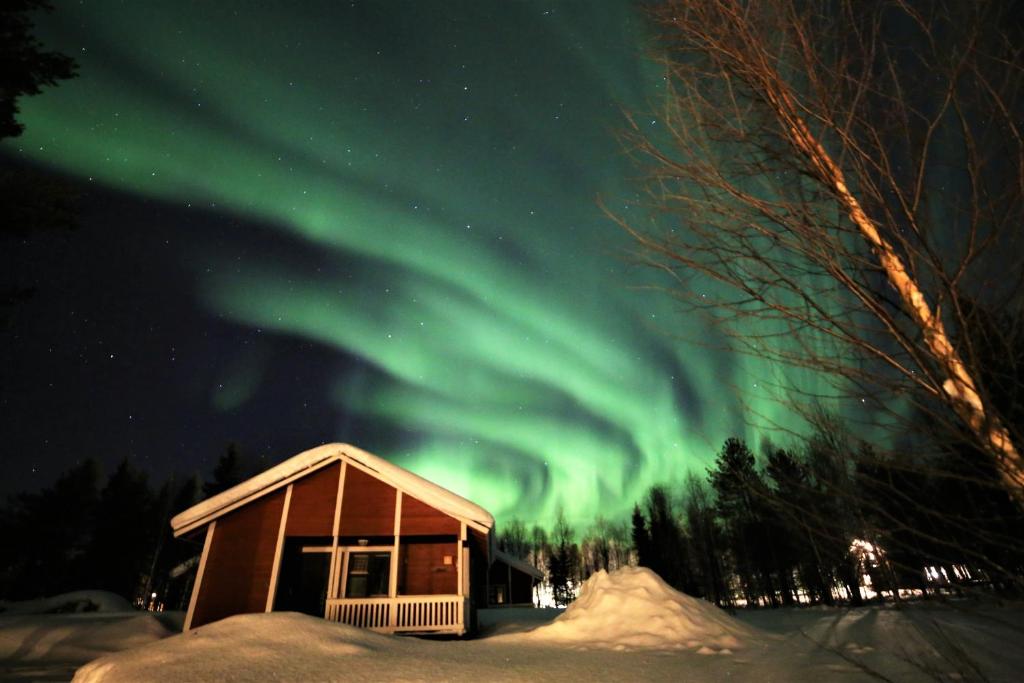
[610, 0, 1024, 494]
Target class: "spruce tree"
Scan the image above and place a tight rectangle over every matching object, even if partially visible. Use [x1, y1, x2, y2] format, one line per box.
[203, 442, 246, 498]
[547, 510, 578, 606]
[86, 459, 156, 601]
[631, 504, 650, 568]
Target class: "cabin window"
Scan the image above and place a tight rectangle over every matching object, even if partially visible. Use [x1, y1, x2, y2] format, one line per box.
[345, 552, 391, 598]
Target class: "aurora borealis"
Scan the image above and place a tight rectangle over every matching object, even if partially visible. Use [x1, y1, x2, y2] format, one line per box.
[2, 1, 830, 526]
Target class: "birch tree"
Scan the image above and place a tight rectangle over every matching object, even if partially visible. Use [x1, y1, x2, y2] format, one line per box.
[613, 0, 1024, 493]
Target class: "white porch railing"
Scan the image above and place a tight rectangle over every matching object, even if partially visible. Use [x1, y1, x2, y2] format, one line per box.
[325, 595, 467, 635]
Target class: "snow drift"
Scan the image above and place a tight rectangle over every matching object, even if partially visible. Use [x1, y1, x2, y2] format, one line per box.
[0, 590, 132, 616]
[71, 612, 388, 683]
[511, 567, 758, 653]
[0, 592, 175, 681]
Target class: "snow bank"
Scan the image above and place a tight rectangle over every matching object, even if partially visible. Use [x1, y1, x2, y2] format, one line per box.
[512, 567, 758, 653]
[0, 590, 133, 616]
[71, 612, 390, 683]
[0, 612, 171, 660]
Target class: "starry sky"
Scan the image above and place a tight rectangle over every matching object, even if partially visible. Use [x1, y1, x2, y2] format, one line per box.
[1, 0, 840, 526]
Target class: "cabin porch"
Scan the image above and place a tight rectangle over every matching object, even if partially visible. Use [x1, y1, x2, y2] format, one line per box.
[325, 594, 470, 634]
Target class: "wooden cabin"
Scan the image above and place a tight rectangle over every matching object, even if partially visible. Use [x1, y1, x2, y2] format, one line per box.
[171, 443, 543, 635]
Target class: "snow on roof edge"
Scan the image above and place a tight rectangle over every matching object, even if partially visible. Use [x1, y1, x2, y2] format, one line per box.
[171, 443, 495, 533]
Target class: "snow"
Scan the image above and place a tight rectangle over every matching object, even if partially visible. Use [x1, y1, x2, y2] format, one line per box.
[4, 575, 1024, 682]
[0, 592, 133, 617]
[170, 443, 495, 534]
[0, 593, 178, 682]
[65, 604, 1024, 683]
[499, 567, 757, 653]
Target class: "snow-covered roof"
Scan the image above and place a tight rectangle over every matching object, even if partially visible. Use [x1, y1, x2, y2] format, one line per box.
[494, 549, 544, 581]
[171, 443, 495, 535]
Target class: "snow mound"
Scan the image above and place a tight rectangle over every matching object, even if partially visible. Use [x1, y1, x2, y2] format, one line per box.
[72, 612, 393, 683]
[0, 590, 133, 615]
[517, 567, 759, 653]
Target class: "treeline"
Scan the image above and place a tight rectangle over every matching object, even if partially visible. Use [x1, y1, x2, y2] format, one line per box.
[497, 512, 633, 607]
[0, 444, 250, 607]
[639, 416, 1024, 608]
[501, 413, 1024, 608]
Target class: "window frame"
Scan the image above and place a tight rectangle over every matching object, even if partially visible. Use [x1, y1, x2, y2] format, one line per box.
[337, 545, 394, 599]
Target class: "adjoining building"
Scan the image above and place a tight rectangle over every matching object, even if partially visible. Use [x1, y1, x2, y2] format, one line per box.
[171, 443, 543, 635]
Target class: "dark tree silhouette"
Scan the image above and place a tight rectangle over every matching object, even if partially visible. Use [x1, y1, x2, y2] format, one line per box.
[682, 474, 727, 606]
[1, 1, 81, 319]
[85, 459, 156, 601]
[0, 0, 77, 140]
[0, 459, 99, 598]
[631, 503, 650, 569]
[203, 442, 246, 498]
[497, 518, 530, 559]
[547, 510, 578, 607]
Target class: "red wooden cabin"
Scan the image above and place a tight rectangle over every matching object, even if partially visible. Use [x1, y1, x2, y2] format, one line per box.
[171, 443, 542, 635]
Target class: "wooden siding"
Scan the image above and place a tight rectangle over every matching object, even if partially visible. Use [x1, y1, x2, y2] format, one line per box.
[399, 541, 457, 595]
[285, 461, 341, 537]
[400, 494, 460, 536]
[338, 465, 396, 537]
[191, 489, 285, 627]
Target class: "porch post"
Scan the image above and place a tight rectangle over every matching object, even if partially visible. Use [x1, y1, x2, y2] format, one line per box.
[327, 462, 347, 603]
[265, 484, 293, 611]
[389, 491, 402, 628]
[458, 521, 467, 630]
[457, 521, 466, 597]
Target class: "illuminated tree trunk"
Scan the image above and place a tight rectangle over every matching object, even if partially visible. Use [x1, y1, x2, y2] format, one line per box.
[770, 87, 1024, 492]
[618, 0, 1024, 499]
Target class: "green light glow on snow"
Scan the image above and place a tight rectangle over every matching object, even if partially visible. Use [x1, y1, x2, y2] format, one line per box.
[6, 1, 846, 525]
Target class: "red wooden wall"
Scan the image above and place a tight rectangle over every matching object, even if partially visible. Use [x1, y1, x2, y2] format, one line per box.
[191, 489, 285, 627]
[338, 466, 396, 537]
[399, 541, 457, 595]
[400, 494, 460, 536]
[285, 461, 340, 537]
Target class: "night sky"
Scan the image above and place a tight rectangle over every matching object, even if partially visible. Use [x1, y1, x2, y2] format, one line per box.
[1, 1, 834, 526]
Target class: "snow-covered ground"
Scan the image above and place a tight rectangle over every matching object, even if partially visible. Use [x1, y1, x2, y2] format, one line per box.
[0, 592, 179, 682]
[2, 574, 1022, 682]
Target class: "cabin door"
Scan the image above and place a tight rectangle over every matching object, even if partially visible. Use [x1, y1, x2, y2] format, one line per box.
[273, 539, 332, 616]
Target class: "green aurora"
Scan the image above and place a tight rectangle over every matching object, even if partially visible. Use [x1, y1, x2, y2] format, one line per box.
[7, 1, 841, 526]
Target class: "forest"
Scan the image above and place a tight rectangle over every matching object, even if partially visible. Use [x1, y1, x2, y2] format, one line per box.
[5, 404, 1019, 616]
[500, 410, 1024, 609]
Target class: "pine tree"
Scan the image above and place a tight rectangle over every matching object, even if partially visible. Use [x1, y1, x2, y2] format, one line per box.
[709, 438, 762, 604]
[765, 446, 831, 604]
[0, 459, 99, 598]
[683, 474, 728, 606]
[86, 459, 156, 601]
[203, 442, 245, 498]
[547, 510, 578, 606]
[646, 486, 696, 594]
[631, 503, 650, 568]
